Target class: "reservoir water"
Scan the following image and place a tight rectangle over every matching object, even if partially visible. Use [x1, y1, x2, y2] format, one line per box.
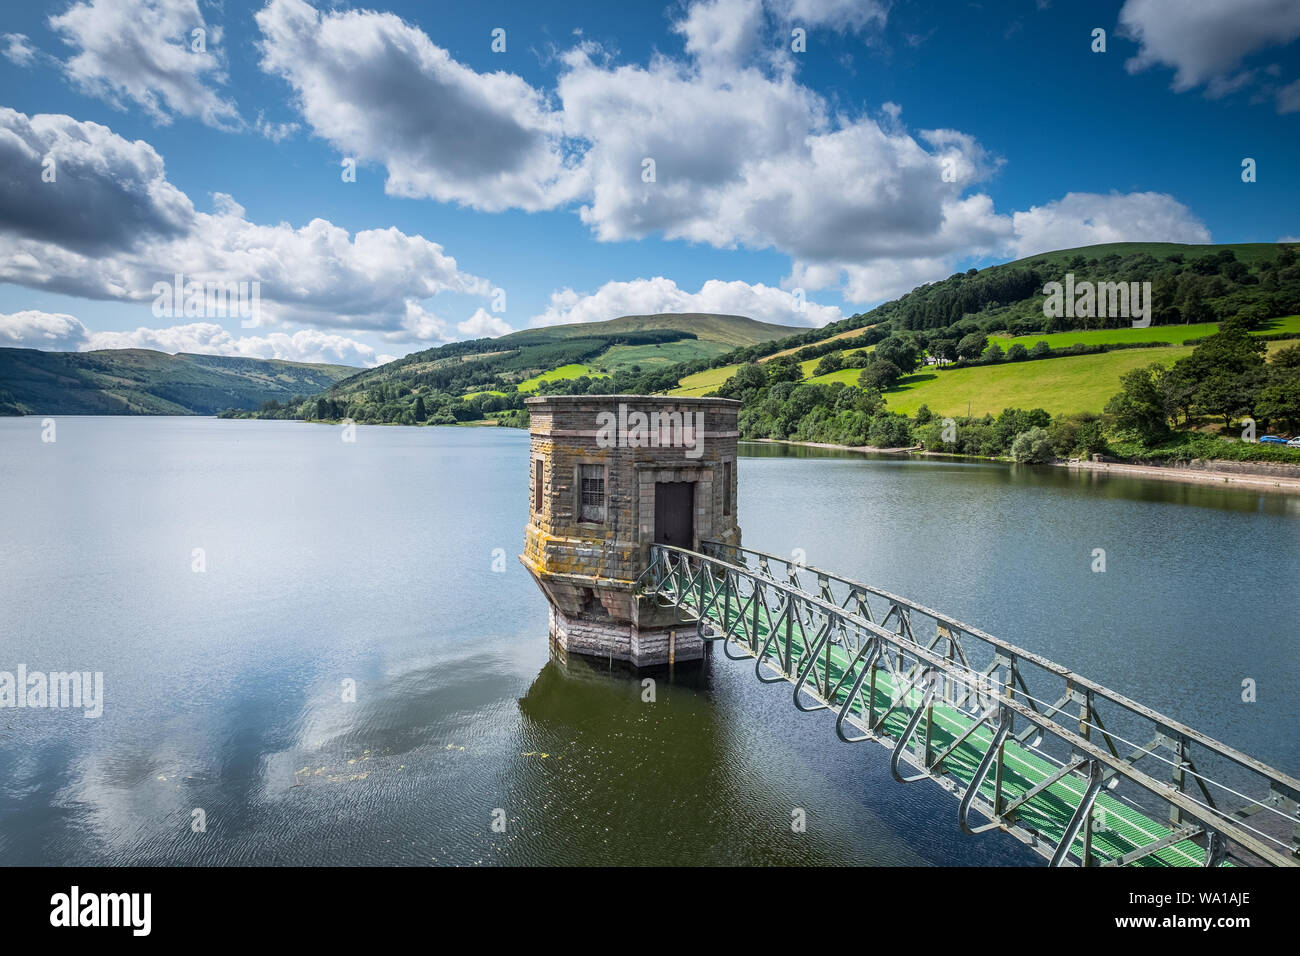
[2, 417, 1297, 865]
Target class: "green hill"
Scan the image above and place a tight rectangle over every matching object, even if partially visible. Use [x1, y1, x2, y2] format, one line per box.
[992, 241, 1284, 273]
[220, 240, 1300, 431]
[0, 348, 358, 416]
[504, 313, 803, 348]
[286, 312, 806, 424]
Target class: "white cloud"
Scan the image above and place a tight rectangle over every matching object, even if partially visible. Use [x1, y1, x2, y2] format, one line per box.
[800, 190, 1214, 304]
[379, 302, 515, 347]
[49, 0, 240, 128]
[0, 309, 383, 366]
[0, 108, 195, 254]
[1, 310, 379, 366]
[1277, 77, 1300, 113]
[256, 0, 583, 211]
[1119, 0, 1300, 108]
[559, 47, 1006, 267]
[0, 110, 492, 334]
[2, 33, 37, 67]
[246, 0, 1216, 312]
[1009, 191, 1211, 259]
[767, 0, 890, 33]
[673, 0, 766, 69]
[457, 308, 513, 339]
[84, 323, 380, 365]
[381, 300, 453, 345]
[530, 276, 842, 329]
[838, 257, 955, 304]
[254, 111, 299, 142]
[0, 309, 89, 349]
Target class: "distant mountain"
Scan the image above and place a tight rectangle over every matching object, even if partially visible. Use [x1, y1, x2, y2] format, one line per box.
[0, 348, 359, 416]
[324, 312, 806, 395]
[500, 312, 805, 348]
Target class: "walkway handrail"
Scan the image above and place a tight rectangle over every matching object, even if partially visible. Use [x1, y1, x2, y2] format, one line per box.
[702, 540, 1300, 801]
[641, 541, 1300, 867]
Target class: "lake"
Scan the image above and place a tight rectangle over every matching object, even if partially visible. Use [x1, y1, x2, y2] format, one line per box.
[1, 417, 1297, 866]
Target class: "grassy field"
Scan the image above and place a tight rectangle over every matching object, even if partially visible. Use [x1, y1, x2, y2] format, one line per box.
[806, 366, 868, 386]
[877, 347, 1194, 417]
[988, 315, 1300, 351]
[596, 340, 733, 372]
[674, 343, 876, 394]
[671, 363, 743, 396]
[760, 324, 877, 361]
[990, 323, 1218, 350]
[516, 364, 608, 393]
[670, 316, 1298, 404]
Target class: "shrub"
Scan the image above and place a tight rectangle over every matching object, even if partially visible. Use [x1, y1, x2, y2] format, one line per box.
[1010, 426, 1055, 463]
[858, 360, 902, 390]
[868, 413, 913, 448]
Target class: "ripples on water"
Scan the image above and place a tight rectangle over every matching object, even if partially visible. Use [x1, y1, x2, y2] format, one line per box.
[1, 419, 1295, 866]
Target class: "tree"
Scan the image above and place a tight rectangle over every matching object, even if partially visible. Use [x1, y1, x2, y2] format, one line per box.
[767, 357, 804, 385]
[1029, 341, 1051, 359]
[849, 385, 886, 416]
[1174, 327, 1268, 427]
[1174, 275, 1215, 324]
[414, 395, 427, 422]
[814, 352, 844, 375]
[842, 349, 872, 368]
[1010, 427, 1055, 463]
[1193, 370, 1260, 429]
[868, 414, 913, 448]
[982, 343, 1005, 364]
[1270, 344, 1300, 370]
[718, 362, 768, 397]
[1105, 364, 1170, 443]
[1255, 372, 1300, 433]
[930, 338, 957, 365]
[858, 360, 902, 391]
[1076, 420, 1107, 457]
[1006, 343, 1029, 361]
[956, 332, 987, 361]
[875, 336, 919, 373]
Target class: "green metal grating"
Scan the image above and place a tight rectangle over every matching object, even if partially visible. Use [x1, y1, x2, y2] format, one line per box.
[640, 543, 1300, 868]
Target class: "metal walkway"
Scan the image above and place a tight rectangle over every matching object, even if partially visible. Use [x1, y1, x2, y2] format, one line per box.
[637, 542, 1300, 867]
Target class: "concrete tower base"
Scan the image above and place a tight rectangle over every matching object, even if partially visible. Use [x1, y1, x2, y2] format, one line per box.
[547, 601, 705, 668]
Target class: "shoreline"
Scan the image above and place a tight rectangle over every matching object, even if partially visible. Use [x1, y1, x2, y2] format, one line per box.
[746, 438, 1300, 493]
[1060, 458, 1300, 493]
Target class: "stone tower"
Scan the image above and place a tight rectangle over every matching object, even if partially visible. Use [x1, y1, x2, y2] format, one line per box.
[520, 394, 742, 668]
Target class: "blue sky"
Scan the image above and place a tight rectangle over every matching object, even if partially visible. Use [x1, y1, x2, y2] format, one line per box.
[0, 0, 1297, 366]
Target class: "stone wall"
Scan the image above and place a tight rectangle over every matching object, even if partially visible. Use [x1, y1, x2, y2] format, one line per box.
[520, 395, 741, 667]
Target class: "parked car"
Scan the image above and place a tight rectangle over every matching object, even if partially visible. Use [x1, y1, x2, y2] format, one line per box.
[1259, 435, 1289, 445]
[1289, 437, 1300, 448]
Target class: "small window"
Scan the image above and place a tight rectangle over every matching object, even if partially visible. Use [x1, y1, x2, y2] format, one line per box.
[723, 460, 732, 516]
[534, 459, 544, 515]
[579, 464, 606, 523]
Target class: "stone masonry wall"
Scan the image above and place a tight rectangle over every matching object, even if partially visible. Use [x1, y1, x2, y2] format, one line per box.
[520, 395, 741, 667]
